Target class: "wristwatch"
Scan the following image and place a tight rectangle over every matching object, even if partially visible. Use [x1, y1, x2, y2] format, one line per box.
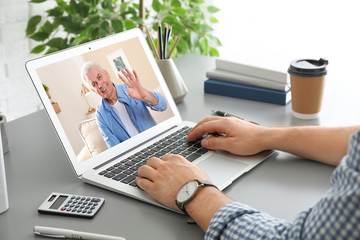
[175, 179, 218, 215]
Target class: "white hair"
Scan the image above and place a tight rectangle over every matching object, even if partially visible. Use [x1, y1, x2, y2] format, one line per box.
[80, 61, 105, 86]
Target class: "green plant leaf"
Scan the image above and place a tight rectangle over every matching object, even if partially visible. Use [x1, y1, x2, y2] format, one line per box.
[26, 15, 42, 36]
[209, 16, 218, 23]
[152, 0, 162, 12]
[47, 38, 63, 48]
[170, 0, 181, 7]
[77, 2, 91, 18]
[209, 47, 219, 57]
[130, 15, 143, 25]
[99, 21, 110, 37]
[207, 34, 221, 46]
[30, 44, 46, 54]
[171, 6, 186, 16]
[207, 5, 219, 13]
[56, 0, 67, 10]
[199, 37, 209, 54]
[111, 19, 124, 33]
[120, 1, 130, 14]
[162, 15, 178, 25]
[39, 21, 53, 34]
[101, 0, 113, 10]
[29, 32, 50, 41]
[57, 16, 83, 34]
[90, 27, 99, 39]
[46, 48, 60, 54]
[124, 20, 136, 30]
[47, 7, 64, 17]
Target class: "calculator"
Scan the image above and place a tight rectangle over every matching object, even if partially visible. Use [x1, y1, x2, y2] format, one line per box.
[38, 192, 105, 218]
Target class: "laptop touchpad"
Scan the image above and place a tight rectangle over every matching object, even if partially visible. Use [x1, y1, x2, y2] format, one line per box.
[197, 155, 248, 189]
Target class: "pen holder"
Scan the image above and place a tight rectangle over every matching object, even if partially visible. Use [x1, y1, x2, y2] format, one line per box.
[0, 114, 9, 154]
[156, 59, 188, 103]
[0, 126, 9, 214]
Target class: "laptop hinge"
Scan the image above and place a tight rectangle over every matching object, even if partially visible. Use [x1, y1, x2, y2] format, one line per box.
[94, 125, 178, 170]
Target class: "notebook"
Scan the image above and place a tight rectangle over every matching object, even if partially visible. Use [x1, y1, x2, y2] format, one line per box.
[25, 28, 274, 212]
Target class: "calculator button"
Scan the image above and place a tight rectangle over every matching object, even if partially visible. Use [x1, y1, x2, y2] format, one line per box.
[91, 198, 101, 202]
[61, 207, 66, 211]
[87, 210, 93, 214]
[67, 208, 72, 211]
[76, 196, 80, 200]
[82, 210, 87, 213]
[93, 203, 98, 206]
[90, 206, 95, 210]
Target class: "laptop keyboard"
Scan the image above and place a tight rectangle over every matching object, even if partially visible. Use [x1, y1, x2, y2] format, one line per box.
[98, 126, 209, 187]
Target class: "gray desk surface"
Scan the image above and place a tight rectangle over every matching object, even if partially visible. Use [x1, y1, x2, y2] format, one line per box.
[1, 54, 359, 239]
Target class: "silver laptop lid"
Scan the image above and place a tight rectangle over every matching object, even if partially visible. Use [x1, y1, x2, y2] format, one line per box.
[25, 28, 182, 177]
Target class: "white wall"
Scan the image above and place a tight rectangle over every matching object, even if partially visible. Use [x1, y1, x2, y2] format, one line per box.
[0, 0, 38, 121]
[212, 0, 360, 87]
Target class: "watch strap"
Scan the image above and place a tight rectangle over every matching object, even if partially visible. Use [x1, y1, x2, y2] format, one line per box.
[175, 179, 218, 215]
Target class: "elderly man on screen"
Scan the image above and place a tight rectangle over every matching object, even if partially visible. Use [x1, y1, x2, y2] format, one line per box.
[81, 61, 167, 148]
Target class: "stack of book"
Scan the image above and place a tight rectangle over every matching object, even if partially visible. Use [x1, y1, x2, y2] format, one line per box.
[204, 59, 291, 105]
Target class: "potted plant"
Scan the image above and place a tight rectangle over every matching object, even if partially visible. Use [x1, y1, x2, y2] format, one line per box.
[25, 0, 221, 58]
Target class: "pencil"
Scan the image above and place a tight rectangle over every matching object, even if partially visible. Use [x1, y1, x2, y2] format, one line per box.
[157, 22, 163, 59]
[163, 23, 169, 60]
[167, 34, 181, 59]
[145, 26, 160, 59]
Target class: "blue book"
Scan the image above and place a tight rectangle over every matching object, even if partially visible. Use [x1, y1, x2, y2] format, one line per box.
[204, 79, 291, 105]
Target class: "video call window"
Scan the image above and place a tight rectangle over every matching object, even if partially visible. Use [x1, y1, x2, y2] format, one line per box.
[35, 37, 174, 162]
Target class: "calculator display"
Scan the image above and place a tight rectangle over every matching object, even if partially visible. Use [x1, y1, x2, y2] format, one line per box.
[49, 195, 67, 209]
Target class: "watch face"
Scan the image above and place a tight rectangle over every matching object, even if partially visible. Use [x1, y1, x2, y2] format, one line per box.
[176, 180, 198, 203]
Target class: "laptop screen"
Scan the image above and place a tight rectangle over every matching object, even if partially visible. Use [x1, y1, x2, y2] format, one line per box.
[26, 29, 181, 176]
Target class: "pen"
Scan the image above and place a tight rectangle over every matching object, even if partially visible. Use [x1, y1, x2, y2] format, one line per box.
[34, 226, 126, 240]
[163, 23, 168, 59]
[157, 22, 163, 59]
[211, 110, 259, 125]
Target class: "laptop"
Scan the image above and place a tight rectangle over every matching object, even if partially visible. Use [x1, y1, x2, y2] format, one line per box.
[26, 28, 274, 212]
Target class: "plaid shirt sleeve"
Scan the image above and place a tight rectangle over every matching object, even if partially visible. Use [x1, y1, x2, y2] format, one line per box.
[205, 130, 360, 240]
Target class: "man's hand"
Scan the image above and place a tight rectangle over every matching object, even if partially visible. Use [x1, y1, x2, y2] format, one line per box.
[118, 67, 158, 105]
[136, 154, 210, 211]
[187, 116, 269, 156]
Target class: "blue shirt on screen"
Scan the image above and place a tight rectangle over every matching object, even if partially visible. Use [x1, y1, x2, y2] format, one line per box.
[96, 84, 167, 148]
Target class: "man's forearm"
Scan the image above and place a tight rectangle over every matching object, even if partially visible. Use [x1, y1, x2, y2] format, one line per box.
[186, 187, 233, 232]
[142, 90, 158, 106]
[264, 126, 360, 166]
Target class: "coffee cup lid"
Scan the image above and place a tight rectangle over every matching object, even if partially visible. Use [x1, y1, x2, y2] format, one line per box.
[288, 58, 328, 77]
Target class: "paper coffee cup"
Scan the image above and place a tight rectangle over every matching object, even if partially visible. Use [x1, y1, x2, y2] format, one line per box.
[288, 58, 328, 119]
